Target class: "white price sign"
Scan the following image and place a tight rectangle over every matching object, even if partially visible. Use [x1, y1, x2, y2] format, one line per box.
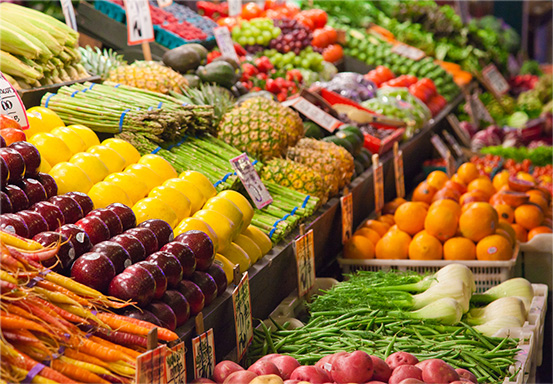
[0, 73, 29, 129]
[192, 329, 216, 379]
[430, 135, 449, 160]
[230, 153, 272, 209]
[442, 130, 465, 159]
[373, 159, 384, 213]
[136, 346, 167, 384]
[213, 27, 240, 63]
[124, 0, 155, 46]
[285, 97, 342, 132]
[295, 229, 315, 297]
[341, 192, 353, 244]
[228, 0, 242, 16]
[156, 0, 173, 8]
[165, 342, 186, 384]
[393, 145, 405, 199]
[482, 64, 510, 96]
[391, 42, 425, 61]
[232, 272, 253, 361]
[60, 0, 77, 31]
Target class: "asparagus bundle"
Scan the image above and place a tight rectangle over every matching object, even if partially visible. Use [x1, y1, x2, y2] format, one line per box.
[41, 82, 215, 142]
[0, 3, 89, 89]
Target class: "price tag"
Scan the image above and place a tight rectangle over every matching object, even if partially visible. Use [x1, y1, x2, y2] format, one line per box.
[373, 155, 384, 214]
[446, 114, 471, 147]
[391, 42, 425, 61]
[341, 191, 353, 244]
[60, 0, 77, 31]
[228, 0, 242, 16]
[285, 97, 342, 133]
[481, 64, 510, 96]
[124, 0, 155, 46]
[393, 143, 405, 199]
[192, 329, 216, 379]
[295, 229, 315, 297]
[213, 27, 240, 63]
[232, 272, 253, 361]
[465, 92, 494, 127]
[430, 135, 449, 160]
[230, 153, 272, 209]
[442, 130, 465, 159]
[446, 151, 456, 178]
[0, 73, 29, 129]
[165, 342, 186, 384]
[156, 0, 173, 7]
[136, 345, 167, 384]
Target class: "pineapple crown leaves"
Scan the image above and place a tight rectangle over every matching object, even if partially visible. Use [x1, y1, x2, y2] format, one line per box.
[78, 46, 126, 80]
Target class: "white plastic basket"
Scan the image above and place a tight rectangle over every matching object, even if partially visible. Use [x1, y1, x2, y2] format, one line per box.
[519, 233, 552, 253]
[337, 243, 520, 293]
[526, 284, 548, 367]
[499, 329, 535, 384]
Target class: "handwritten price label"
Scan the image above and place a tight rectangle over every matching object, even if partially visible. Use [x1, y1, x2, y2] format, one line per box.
[213, 27, 240, 63]
[391, 42, 425, 61]
[124, 0, 155, 45]
[482, 64, 510, 96]
[228, 0, 242, 16]
[166, 342, 186, 384]
[442, 130, 465, 159]
[136, 346, 167, 384]
[446, 151, 456, 178]
[430, 135, 449, 160]
[285, 97, 342, 132]
[373, 161, 384, 213]
[446, 114, 471, 147]
[192, 329, 216, 379]
[341, 192, 353, 244]
[465, 92, 494, 126]
[295, 229, 315, 297]
[0, 73, 29, 129]
[393, 147, 405, 199]
[232, 272, 253, 361]
[60, 0, 77, 31]
[230, 153, 272, 209]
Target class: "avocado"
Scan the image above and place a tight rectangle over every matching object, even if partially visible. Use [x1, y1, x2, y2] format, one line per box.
[162, 45, 202, 73]
[183, 74, 201, 88]
[196, 61, 238, 88]
[360, 147, 373, 158]
[322, 135, 354, 154]
[354, 160, 364, 176]
[185, 43, 208, 64]
[303, 121, 324, 139]
[335, 130, 362, 155]
[340, 125, 364, 142]
[213, 55, 240, 71]
[354, 151, 371, 169]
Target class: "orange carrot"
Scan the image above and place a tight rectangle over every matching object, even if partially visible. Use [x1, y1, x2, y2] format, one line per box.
[2, 330, 51, 356]
[64, 348, 110, 369]
[78, 338, 133, 363]
[36, 280, 91, 306]
[51, 359, 110, 384]
[0, 312, 51, 334]
[28, 296, 86, 324]
[97, 312, 179, 341]
[14, 301, 73, 333]
[89, 336, 140, 360]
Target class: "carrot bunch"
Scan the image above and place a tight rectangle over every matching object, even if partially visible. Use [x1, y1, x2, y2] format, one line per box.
[0, 233, 179, 384]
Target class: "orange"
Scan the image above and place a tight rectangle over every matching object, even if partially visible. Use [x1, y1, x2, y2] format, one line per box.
[363, 220, 390, 237]
[432, 187, 461, 202]
[528, 226, 553, 241]
[354, 227, 381, 245]
[489, 192, 506, 207]
[443, 237, 476, 260]
[427, 171, 449, 190]
[511, 223, 528, 243]
[497, 220, 517, 245]
[457, 163, 479, 184]
[516, 172, 536, 184]
[450, 174, 467, 187]
[429, 199, 461, 220]
[409, 232, 442, 260]
[527, 189, 549, 203]
[424, 206, 458, 242]
[467, 178, 495, 200]
[528, 194, 548, 212]
[459, 191, 488, 206]
[495, 228, 514, 248]
[375, 230, 411, 259]
[379, 214, 395, 226]
[383, 197, 407, 215]
[394, 202, 427, 235]
[476, 235, 512, 261]
[514, 204, 544, 230]
[444, 180, 467, 195]
[412, 181, 437, 204]
[459, 203, 498, 242]
[344, 236, 375, 259]
[494, 204, 514, 223]
[493, 171, 510, 191]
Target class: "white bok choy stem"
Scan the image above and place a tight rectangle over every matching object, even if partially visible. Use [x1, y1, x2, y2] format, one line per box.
[389, 298, 463, 325]
[473, 316, 525, 337]
[412, 279, 471, 313]
[471, 278, 534, 311]
[465, 297, 527, 326]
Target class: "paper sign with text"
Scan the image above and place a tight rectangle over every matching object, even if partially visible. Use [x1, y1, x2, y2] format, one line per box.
[446, 151, 456, 178]
[61, 0, 77, 31]
[391, 42, 425, 61]
[373, 162, 384, 213]
[213, 27, 240, 63]
[136, 345, 167, 384]
[192, 329, 216, 379]
[430, 135, 449, 160]
[156, 0, 173, 7]
[295, 229, 315, 297]
[0, 73, 29, 129]
[341, 192, 353, 244]
[124, 0, 155, 45]
[482, 64, 510, 96]
[166, 342, 186, 384]
[465, 92, 494, 126]
[446, 114, 471, 147]
[232, 272, 253, 361]
[285, 97, 342, 132]
[228, 0, 242, 16]
[394, 149, 405, 199]
[442, 130, 465, 159]
[230, 153, 272, 209]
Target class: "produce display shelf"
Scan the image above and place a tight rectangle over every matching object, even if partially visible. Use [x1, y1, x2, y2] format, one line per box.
[170, 91, 466, 378]
[19, 76, 102, 109]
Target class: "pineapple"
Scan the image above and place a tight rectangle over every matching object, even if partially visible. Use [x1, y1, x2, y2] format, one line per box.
[78, 46, 126, 79]
[261, 158, 328, 204]
[107, 61, 188, 95]
[180, 84, 235, 125]
[286, 146, 340, 196]
[218, 97, 304, 160]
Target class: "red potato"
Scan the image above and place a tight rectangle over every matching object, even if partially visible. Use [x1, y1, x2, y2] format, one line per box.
[258, 354, 281, 362]
[369, 355, 392, 383]
[283, 381, 301, 384]
[331, 351, 374, 384]
[223, 371, 257, 384]
[398, 379, 424, 384]
[386, 352, 419, 370]
[389, 365, 423, 384]
[192, 379, 217, 383]
[290, 366, 331, 383]
[415, 359, 440, 371]
[366, 381, 388, 384]
[248, 361, 281, 376]
[213, 361, 244, 383]
[250, 375, 285, 384]
[455, 368, 477, 383]
[315, 352, 347, 374]
[421, 359, 459, 384]
[271, 355, 301, 380]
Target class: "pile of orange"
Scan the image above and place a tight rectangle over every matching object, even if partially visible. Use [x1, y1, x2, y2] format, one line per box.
[344, 162, 551, 261]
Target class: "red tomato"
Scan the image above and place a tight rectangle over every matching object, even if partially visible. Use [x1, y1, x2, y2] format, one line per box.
[312, 29, 330, 48]
[0, 128, 26, 145]
[241, 2, 262, 19]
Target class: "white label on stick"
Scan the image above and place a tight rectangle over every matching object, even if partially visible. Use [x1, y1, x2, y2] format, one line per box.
[391, 42, 425, 61]
[230, 153, 272, 209]
[214, 27, 240, 63]
[430, 135, 449, 160]
[192, 329, 216, 379]
[286, 97, 342, 132]
[166, 342, 186, 384]
[341, 192, 353, 244]
[232, 272, 253, 360]
[124, 0, 155, 46]
[295, 229, 315, 297]
[136, 346, 167, 384]
[482, 64, 510, 96]
[228, 0, 242, 16]
[0, 73, 29, 129]
[156, 0, 173, 8]
[61, 0, 77, 31]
